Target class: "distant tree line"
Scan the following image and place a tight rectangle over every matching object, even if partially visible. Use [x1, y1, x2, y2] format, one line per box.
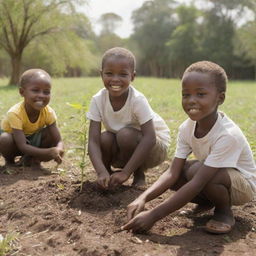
[0, 0, 256, 85]
[129, 0, 256, 79]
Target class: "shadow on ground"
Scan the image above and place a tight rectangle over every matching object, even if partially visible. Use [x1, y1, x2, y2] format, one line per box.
[135, 213, 254, 256]
[69, 180, 144, 213]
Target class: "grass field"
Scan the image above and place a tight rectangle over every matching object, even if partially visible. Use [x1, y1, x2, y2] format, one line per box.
[0, 77, 255, 163]
[0, 77, 256, 255]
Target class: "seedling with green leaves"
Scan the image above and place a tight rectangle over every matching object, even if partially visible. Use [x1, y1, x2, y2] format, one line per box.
[67, 101, 89, 192]
[0, 232, 19, 256]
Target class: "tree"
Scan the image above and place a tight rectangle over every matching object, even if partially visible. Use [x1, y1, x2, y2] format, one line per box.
[98, 12, 122, 35]
[96, 33, 125, 54]
[96, 12, 125, 53]
[22, 13, 98, 77]
[131, 0, 176, 77]
[0, 0, 86, 85]
[198, 0, 256, 20]
[190, 0, 256, 78]
[236, 21, 256, 79]
[167, 5, 200, 77]
[200, 10, 235, 72]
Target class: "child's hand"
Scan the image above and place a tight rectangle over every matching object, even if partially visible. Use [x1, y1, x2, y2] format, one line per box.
[57, 146, 64, 158]
[49, 147, 63, 164]
[109, 171, 129, 188]
[97, 172, 111, 189]
[127, 198, 146, 221]
[54, 154, 63, 164]
[121, 210, 156, 233]
[56, 147, 64, 164]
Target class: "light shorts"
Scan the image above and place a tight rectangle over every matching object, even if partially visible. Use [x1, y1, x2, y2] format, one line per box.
[112, 138, 168, 171]
[227, 168, 255, 206]
[140, 138, 168, 170]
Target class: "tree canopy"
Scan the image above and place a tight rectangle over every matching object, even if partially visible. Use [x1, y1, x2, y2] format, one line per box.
[98, 12, 122, 35]
[131, 0, 176, 77]
[129, 0, 256, 78]
[0, 0, 95, 85]
[1, 0, 256, 82]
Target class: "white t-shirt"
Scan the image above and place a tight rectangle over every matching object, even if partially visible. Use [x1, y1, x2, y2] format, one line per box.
[175, 112, 256, 192]
[87, 85, 170, 148]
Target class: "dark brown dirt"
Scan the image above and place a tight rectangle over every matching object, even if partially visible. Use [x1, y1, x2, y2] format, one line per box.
[0, 160, 255, 256]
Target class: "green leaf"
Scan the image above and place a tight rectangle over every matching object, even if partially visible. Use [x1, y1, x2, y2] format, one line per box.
[66, 102, 84, 109]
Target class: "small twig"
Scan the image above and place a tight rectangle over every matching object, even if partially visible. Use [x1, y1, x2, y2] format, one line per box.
[23, 229, 49, 239]
[113, 228, 127, 233]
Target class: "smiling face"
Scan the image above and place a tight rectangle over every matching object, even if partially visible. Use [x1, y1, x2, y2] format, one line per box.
[19, 74, 51, 114]
[181, 71, 225, 124]
[101, 56, 135, 99]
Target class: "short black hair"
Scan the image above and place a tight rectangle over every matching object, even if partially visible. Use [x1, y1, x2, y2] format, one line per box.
[102, 47, 136, 71]
[183, 61, 227, 92]
[19, 69, 51, 87]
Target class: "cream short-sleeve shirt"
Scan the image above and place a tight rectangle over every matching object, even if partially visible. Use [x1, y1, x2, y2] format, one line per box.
[87, 85, 170, 148]
[175, 112, 256, 193]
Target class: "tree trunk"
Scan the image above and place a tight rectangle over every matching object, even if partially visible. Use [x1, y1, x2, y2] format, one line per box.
[9, 54, 22, 86]
[255, 64, 256, 80]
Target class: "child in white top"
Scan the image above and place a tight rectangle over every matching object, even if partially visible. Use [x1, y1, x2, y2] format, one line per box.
[122, 61, 255, 234]
[87, 47, 170, 189]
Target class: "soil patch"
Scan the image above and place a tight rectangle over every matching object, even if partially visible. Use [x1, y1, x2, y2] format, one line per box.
[0, 161, 255, 256]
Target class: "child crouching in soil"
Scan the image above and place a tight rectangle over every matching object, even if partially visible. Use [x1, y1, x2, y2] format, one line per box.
[87, 47, 170, 189]
[122, 61, 256, 234]
[0, 69, 64, 168]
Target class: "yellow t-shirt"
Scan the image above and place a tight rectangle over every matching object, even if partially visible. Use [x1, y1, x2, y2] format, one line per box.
[1, 102, 57, 135]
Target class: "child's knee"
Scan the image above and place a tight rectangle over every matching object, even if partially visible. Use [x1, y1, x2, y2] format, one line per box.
[41, 128, 58, 147]
[116, 127, 141, 148]
[184, 160, 202, 181]
[101, 131, 115, 149]
[207, 168, 231, 188]
[0, 132, 14, 147]
[202, 169, 231, 197]
[0, 133, 19, 159]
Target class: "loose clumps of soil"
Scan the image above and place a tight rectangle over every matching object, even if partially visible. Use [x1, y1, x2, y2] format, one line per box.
[0, 161, 255, 256]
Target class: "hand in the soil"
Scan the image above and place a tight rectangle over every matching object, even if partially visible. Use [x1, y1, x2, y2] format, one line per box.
[48, 147, 59, 158]
[121, 210, 155, 233]
[54, 154, 62, 164]
[127, 198, 146, 221]
[109, 171, 129, 188]
[97, 172, 111, 189]
[57, 145, 64, 158]
[51, 147, 64, 164]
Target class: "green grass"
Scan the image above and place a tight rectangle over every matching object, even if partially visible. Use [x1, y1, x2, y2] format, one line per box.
[0, 77, 255, 160]
[0, 232, 19, 256]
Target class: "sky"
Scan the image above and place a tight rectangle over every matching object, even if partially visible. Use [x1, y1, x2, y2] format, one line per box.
[82, 0, 148, 38]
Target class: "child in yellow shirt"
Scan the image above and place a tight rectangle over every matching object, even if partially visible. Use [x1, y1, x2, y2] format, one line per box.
[0, 69, 64, 168]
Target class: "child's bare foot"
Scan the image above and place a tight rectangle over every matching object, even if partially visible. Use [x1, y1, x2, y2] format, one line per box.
[31, 159, 51, 174]
[4, 160, 18, 169]
[179, 203, 214, 216]
[132, 168, 146, 187]
[205, 208, 235, 234]
[2, 161, 18, 174]
[0, 165, 7, 172]
[16, 155, 32, 167]
[5, 161, 16, 167]
[31, 159, 41, 170]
